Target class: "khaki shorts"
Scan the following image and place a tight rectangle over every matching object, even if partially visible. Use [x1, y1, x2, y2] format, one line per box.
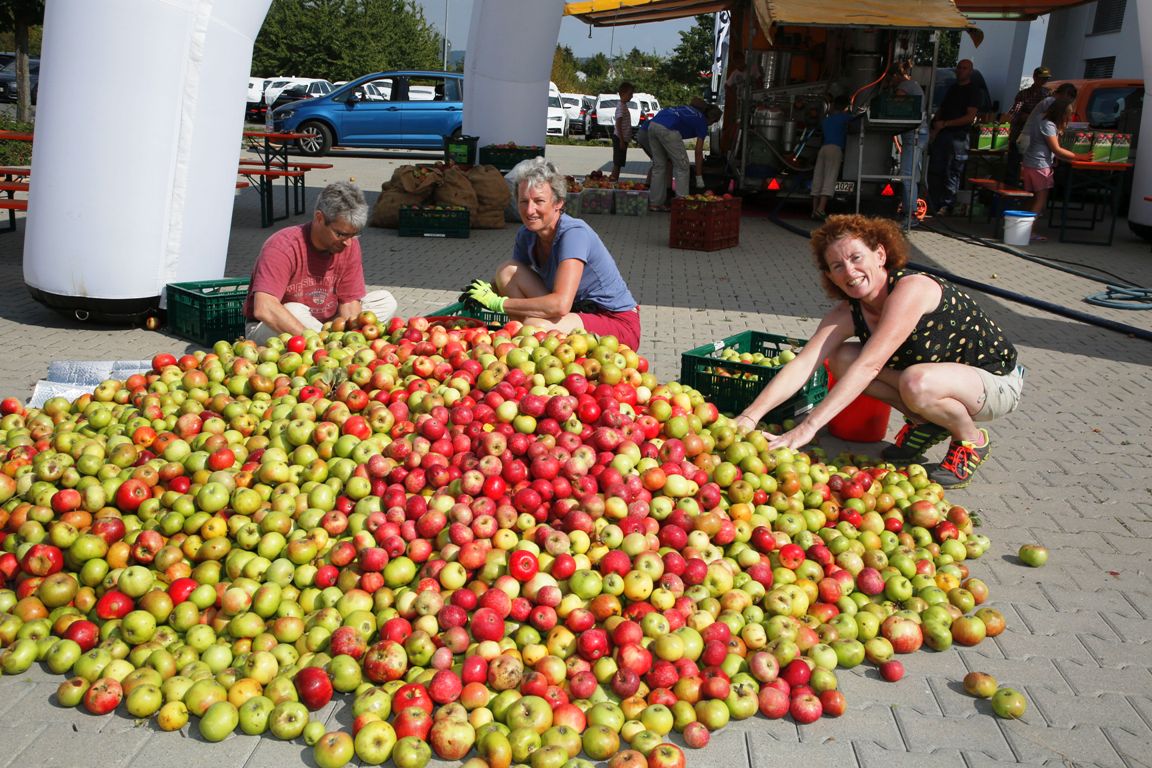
[974, 364, 1024, 421]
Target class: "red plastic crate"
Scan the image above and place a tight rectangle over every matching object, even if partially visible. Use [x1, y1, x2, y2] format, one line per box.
[669, 197, 740, 251]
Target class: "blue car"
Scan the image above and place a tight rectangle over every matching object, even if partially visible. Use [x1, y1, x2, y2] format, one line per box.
[272, 70, 464, 156]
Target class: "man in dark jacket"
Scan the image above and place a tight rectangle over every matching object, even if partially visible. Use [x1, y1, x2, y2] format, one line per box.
[927, 60, 983, 214]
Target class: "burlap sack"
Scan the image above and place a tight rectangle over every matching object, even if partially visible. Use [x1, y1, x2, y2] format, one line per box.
[471, 209, 507, 230]
[466, 165, 510, 228]
[431, 166, 479, 212]
[397, 164, 443, 196]
[369, 182, 428, 229]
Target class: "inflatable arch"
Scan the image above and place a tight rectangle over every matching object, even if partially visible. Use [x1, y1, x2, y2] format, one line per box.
[1128, 0, 1152, 238]
[23, 0, 564, 321]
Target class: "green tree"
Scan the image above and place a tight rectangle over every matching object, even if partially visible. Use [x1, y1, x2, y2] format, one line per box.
[915, 30, 960, 67]
[551, 45, 580, 92]
[252, 0, 442, 82]
[582, 52, 610, 84]
[663, 14, 714, 84]
[0, 0, 44, 122]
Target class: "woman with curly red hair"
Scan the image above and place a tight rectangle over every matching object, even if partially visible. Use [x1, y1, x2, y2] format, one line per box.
[734, 215, 1022, 488]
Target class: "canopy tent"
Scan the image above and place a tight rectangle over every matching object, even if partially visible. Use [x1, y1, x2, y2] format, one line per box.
[565, 0, 1096, 25]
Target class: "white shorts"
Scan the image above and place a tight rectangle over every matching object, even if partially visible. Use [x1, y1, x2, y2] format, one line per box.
[974, 364, 1025, 421]
[811, 144, 843, 198]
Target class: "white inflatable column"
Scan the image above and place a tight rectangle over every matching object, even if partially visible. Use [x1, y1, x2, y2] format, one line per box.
[24, 0, 271, 320]
[463, 0, 566, 151]
[1129, 0, 1152, 236]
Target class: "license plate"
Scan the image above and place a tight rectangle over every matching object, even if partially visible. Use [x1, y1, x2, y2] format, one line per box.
[834, 181, 855, 193]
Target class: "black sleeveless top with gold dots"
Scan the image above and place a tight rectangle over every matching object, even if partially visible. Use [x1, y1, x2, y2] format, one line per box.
[849, 269, 1017, 375]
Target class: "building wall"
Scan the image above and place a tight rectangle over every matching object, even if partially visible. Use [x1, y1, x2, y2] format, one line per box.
[959, 19, 1046, 116]
[1042, 1, 1143, 79]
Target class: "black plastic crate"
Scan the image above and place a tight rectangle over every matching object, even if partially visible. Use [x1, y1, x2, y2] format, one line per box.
[398, 206, 470, 238]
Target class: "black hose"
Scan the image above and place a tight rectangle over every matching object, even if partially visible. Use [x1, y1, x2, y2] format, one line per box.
[765, 208, 1152, 343]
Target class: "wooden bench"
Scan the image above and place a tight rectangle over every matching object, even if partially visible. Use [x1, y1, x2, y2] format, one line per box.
[0, 174, 30, 232]
[968, 179, 1034, 231]
[238, 167, 308, 227]
[0, 198, 28, 232]
[238, 159, 334, 222]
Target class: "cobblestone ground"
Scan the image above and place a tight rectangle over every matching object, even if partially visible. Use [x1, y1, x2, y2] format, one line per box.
[1, 144, 1151, 767]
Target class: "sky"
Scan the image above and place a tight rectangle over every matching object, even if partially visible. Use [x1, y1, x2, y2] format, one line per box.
[411, 0, 697, 59]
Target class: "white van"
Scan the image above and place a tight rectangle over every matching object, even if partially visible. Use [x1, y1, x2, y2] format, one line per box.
[635, 93, 661, 125]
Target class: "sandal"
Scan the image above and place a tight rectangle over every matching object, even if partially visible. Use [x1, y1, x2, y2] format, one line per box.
[1029, 234, 1048, 242]
[648, 205, 671, 212]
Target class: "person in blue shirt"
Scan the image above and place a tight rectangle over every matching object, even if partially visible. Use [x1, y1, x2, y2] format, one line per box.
[467, 157, 641, 351]
[811, 96, 857, 220]
[646, 102, 723, 211]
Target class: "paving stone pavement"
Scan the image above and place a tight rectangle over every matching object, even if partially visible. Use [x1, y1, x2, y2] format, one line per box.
[1, 144, 1151, 767]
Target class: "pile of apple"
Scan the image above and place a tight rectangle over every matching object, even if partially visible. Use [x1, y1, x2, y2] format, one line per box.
[0, 315, 1012, 768]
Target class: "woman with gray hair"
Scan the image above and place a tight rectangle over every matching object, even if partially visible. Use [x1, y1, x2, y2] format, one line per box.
[467, 157, 641, 350]
[244, 180, 396, 342]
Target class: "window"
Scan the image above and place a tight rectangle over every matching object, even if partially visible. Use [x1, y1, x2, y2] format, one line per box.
[1084, 86, 1142, 128]
[1083, 57, 1115, 79]
[1091, 0, 1126, 34]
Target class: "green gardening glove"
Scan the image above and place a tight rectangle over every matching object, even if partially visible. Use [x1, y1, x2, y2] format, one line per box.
[467, 279, 507, 313]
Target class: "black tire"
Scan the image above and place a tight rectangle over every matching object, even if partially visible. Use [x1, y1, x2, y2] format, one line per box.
[1130, 220, 1152, 242]
[297, 121, 333, 156]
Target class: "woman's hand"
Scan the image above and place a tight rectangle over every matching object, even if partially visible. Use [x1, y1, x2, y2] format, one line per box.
[467, 280, 507, 313]
[733, 413, 759, 433]
[766, 419, 819, 451]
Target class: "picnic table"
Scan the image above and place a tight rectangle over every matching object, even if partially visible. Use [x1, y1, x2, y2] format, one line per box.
[0, 131, 33, 232]
[1047, 160, 1134, 246]
[240, 131, 332, 227]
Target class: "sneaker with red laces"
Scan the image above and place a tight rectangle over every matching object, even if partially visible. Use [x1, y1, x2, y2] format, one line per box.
[880, 420, 950, 462]
[927, 429, 991, 488]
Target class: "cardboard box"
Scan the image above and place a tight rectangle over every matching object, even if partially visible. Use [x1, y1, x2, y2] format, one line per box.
[1070, 131, 1093, 154]
[991, 122, 1011, 150]
[1110, 133, 1131, 163]
[976, 123, 994, 150]
[1091, 133, 1113, 163]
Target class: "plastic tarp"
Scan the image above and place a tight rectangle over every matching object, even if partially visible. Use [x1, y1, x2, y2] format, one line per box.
[752, 0, 972, 39]
[24, 0, 270, 305]
[27, 360, 152, 408]
[565, 0, 735, 26]
[463, 0, 566, 150]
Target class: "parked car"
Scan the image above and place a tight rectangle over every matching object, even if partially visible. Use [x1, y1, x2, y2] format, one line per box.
[547, 94, 569, 138]
[246, 78, 271, 122]
[1046, 78, 1143, 130]
[560, 92, 585, 123]
[635, 93, 661, 126]
[569, 95, 595, 136]
[271, 71, 464, 156]
[267, 80, 334, 113]
[588, 93, 640, 139]
[0, 58, 40, 104]
[263, 77, 332, 107]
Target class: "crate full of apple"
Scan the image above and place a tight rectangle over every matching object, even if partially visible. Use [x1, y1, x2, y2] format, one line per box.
[478, 142, 544, 172]
[679, 329, 828, 421]
[670, 192, 741, 251]
[0, 313, 1016, 768]
[398, 204, 470, 238]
